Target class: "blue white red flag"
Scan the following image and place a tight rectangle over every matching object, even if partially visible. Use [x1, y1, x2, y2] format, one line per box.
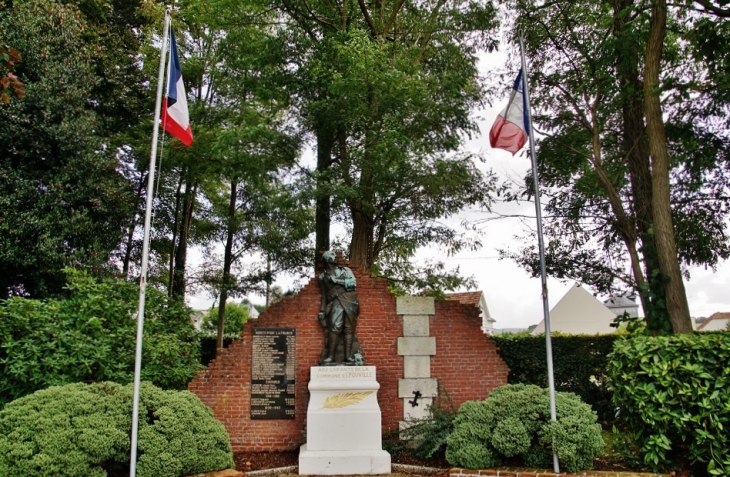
[489, 69, 529, 155]
[161, 28, 193, 146]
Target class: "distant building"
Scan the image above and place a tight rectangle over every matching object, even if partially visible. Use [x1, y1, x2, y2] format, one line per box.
[244, 301, 260, 320]
[604, 294, 639, 318]
[446, 291, 495, 334]
[532, 283, 618, 335]
[697, 312, 730, 331]
[190, 310, 205, 331]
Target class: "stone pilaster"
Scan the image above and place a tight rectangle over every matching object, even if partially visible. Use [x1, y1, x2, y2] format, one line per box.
[396, 297, 437, 431]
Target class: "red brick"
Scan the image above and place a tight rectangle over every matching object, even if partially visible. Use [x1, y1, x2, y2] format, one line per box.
[189, 265, 508, 452]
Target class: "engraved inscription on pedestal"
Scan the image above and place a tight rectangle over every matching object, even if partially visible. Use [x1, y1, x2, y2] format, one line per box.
[251, 328, 296, 419]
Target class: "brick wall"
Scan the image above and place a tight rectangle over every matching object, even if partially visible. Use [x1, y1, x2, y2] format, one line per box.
[430, 300, 510, 407]
[188, 264, 508, 452]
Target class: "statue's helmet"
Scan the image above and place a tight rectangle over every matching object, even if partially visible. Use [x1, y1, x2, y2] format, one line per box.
[322, 250, 337, 263]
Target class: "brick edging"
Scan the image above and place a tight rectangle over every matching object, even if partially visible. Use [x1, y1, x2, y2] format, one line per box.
[450, 468, 669, 477]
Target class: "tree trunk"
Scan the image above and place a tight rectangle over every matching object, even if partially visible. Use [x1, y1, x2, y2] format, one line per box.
[612, 0, 663, 325]
[643, 0, 693, 333]
[349, 201, 373, 268]
[265, 254, 272, 307]
[588, 125, 646, 310]
[172, 179, 197, 300]
[168, 172, 185, 296]
[315, 125, 335, 268]
[122, 172, 148, 278]
[216, 179, 237, 356]
[348, 92, 378, 270]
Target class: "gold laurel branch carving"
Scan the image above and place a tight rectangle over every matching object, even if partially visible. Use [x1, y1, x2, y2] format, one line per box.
[322, 391, 374, 409]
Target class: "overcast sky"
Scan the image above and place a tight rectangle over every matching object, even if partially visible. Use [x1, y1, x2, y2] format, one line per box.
[187, 53, 730, 330]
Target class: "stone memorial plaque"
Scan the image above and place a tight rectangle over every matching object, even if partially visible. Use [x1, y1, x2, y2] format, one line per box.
[251, 328, 296, 419]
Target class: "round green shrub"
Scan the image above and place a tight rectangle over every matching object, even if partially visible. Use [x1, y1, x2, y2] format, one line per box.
[492, 417, 530, 457]
[0, 382, 234, 477]
[445, 384, 604, 473]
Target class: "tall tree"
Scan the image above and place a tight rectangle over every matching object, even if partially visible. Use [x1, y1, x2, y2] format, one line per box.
[0, 0, 156, 297]
[275, 0, 501, 282]
[503, 0, 730, 333]
[643, 0, 692, 332]
[164, 0, 311, 351]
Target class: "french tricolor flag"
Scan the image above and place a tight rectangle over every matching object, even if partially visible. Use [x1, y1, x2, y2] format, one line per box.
[161, 28, 193, 146]
[489, 69, 528, 155]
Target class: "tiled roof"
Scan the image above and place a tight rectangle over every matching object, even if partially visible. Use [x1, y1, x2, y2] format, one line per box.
[697, 311, 730, 330]
[446, 291, 482, 306]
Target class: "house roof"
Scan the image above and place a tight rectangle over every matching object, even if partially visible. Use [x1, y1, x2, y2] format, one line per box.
[532, 283, 617, 335]
[446, 291, 483, 307]
[697, 311, 730, 330]
[446, 291, 495, 323]
[604, 295, 638, 309]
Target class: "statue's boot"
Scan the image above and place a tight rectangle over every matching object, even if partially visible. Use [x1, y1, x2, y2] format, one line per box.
[344, 334, 355, 362]
[323, 332, 340, 363]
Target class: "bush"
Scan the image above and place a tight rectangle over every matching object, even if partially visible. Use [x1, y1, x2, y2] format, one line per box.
[491, 334, 617, 424]
[445, 384, 604, 473]
[0, 381, 234, 477]
[607, 333, 730, 475]
[201, 302, 250, 334]
[0, 270, 202, 405]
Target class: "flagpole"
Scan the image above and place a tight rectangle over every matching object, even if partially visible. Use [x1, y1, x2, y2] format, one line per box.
[130, 10, 170, 477]
[519, 34, 560, 474]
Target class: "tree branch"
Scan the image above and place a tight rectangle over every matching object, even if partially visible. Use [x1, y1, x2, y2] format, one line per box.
[357, 0, 378, 37]
[693, 0, 730, 17]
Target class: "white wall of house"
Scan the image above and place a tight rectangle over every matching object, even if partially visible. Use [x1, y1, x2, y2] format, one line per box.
[698, 314, 730, 331]
[480, 294, 496, 334]
[531, 284, 618, 335]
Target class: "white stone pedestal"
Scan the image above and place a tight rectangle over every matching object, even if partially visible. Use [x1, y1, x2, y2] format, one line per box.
[299, 366, 391, 475]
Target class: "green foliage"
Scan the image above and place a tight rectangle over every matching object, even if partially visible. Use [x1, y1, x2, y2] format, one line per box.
[607, 334, 730, 475]
[277, 0, 500, 274]
[638, 234, 672, 335]
[0, 381, 233, 477]
[445, 384, 604, 473]
[0, 0, 158, 298]
[379, 260, 478, 298]
[491, 334, 617, 423]
[201, 302, 250, 334]
[198, 336, 239, 367]
[0, 270, 202, 405]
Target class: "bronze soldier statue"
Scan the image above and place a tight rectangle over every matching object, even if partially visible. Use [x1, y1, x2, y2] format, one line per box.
[317, 251, 360, 364]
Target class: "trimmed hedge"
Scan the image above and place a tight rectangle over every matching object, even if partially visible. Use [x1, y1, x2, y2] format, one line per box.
[491, 334, 617, 423]
[445, 384, 604, 473]
[607, 333, 730, 475]
[0, 381, 234, 477]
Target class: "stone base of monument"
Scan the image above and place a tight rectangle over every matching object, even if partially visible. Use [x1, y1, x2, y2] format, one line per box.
[299, 366, 391, 475]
